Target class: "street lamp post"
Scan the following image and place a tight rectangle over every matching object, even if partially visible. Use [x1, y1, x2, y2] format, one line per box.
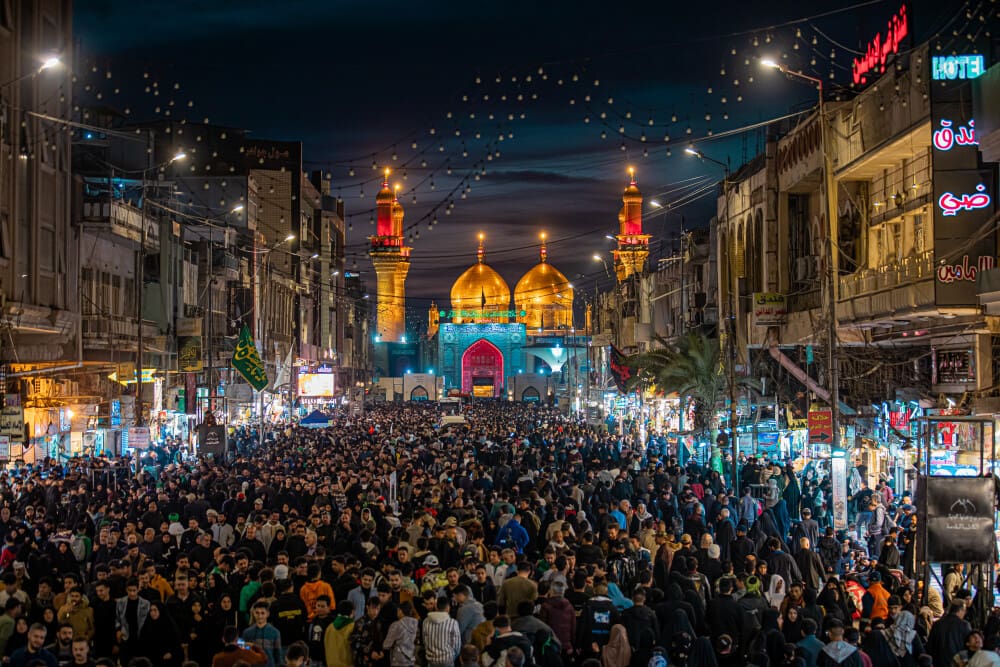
[135, 146, 186, 427]
[686, 147, 738, 492]
[761, 58, 841, 458]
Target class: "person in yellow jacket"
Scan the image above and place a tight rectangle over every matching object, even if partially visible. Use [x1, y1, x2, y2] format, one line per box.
[56, 590, 94, 641]
[324, 600, 355, 667]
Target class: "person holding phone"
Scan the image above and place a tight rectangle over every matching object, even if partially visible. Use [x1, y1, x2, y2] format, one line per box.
[211, 625, 266, 667]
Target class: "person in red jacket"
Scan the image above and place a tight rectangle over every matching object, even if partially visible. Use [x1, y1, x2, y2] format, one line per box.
[538, 581, 576, 659]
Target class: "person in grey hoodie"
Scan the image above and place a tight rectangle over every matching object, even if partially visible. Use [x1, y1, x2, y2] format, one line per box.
[382, 601, 419, 667]
[454, 586, 485, 645]
[818, 622, 863, 667]
[422, 596, 461, 667]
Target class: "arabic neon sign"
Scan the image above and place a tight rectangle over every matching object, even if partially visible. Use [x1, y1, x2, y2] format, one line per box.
[938, 184, 992, 216]
[851, 4, 908, 85]
[931, 55, 985, 81]
[933, 119, 978, 152]
[936, 255, 995, 284]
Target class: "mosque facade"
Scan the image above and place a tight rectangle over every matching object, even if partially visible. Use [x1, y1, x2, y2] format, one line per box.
[372, 170, 648, 402]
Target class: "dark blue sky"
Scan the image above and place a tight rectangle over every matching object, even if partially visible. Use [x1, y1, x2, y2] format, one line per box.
[73, 0, 951, 302]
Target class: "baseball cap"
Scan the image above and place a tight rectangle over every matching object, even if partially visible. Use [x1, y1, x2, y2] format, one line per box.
[274, 565, 289, 580]
[423, 555, 439, 567]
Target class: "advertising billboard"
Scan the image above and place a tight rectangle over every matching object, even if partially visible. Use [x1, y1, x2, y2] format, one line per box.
[298, 373, 335, 397]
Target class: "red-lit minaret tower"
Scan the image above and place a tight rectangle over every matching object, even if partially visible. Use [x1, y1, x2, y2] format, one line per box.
[613, 166, 650, 282]
[369, 169, 411, 341]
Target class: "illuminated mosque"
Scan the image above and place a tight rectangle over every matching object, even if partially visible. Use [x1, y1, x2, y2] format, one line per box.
[371, 169, 648, 400]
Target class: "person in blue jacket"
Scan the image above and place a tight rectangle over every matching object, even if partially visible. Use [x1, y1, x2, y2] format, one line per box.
[496, 514, 529, 554]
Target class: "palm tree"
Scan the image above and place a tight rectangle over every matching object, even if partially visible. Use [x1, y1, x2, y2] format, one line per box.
[628, 332, 726, 441]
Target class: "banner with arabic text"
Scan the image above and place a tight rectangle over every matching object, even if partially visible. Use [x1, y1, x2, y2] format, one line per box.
[231, 326, 268, 391]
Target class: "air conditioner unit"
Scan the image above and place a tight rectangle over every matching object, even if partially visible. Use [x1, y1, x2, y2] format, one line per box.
[30, 378, 55, 398]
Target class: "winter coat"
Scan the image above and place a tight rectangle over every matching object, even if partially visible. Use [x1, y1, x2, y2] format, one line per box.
[421, 610, 461, 665]
[539, 596, 577, 652]
[323, 615, 355, 667]
[382, 615, 418, 667]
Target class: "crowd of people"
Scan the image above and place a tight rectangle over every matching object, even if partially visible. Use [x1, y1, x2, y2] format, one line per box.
[0, 401, 992, 667]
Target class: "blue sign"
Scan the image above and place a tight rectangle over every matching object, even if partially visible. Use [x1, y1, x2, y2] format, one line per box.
[110, 400, 121, 427]
[932, 54, 985, 81]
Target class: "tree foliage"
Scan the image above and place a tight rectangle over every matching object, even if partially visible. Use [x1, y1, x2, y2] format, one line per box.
[627, 332, 725, 434]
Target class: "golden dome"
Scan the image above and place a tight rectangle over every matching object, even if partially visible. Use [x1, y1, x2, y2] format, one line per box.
[515, 237, 574, 330]
[450, 235, 511, 323]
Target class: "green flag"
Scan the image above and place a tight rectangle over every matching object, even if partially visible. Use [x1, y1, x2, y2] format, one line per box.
[232, 326, 268, 391]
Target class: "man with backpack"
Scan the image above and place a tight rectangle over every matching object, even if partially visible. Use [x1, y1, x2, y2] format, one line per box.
[577, 583, 619, 661]
[622, 589, 660, 666]
[866, 497, 887, 555]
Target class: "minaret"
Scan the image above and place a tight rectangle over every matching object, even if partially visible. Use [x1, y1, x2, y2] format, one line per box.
[369, 169, 411, 341]
[427, 301, 440, 338]
[613, 166, 650, 281]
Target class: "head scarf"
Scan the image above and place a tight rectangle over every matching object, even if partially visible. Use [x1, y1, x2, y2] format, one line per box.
[767, 576, 786, 610]
[688, 636, 719, 667]
[602, 624, 633, 667]
[885, 610, 917, 657]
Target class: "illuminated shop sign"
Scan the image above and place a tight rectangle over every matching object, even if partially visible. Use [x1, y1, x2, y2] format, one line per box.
[851, 4, 908, 85]
[933, 119, 977, 151]
[937, 183, 992, 216]
[930, 38, 996, 308]
[931, 54, 985, 81]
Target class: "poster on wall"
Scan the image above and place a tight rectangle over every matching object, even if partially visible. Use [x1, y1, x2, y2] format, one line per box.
[925, 476, 995, 562]
[831, 456, 848, 530]
[198, 425, 228, 456]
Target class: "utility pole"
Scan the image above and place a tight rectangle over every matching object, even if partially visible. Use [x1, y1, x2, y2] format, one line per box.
[135, 130, 152, 427]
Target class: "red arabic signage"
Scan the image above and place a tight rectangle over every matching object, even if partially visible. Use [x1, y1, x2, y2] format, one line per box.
[851, 4, 908, 85]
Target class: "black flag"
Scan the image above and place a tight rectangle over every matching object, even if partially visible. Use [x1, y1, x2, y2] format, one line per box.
[609, 345, 633, 393]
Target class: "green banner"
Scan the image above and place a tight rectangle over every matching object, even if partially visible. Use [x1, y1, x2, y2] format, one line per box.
[232, 326, 268, 391]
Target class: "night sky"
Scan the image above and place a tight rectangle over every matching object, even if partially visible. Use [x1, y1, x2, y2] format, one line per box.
[74, 0, 957, 307]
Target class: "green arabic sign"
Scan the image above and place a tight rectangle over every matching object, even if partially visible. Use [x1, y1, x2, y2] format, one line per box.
[439, 309, 527, 319]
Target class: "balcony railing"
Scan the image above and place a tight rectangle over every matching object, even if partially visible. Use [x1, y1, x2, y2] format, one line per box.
[81, 313, 158, 347]
[837, 250, 935, 323]
[82, 200, 160, 250]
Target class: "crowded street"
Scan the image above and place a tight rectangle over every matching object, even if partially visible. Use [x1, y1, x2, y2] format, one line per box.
[0, 401, 989, 667]
[3, 0, 999, 665]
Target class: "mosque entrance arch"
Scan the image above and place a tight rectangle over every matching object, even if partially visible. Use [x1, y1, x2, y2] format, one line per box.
[461, 338, 504, 398]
